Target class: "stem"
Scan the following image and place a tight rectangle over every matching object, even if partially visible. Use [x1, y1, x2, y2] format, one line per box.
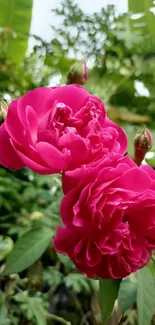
[45, 312, 71, 325]
[106, 301, 121, 325]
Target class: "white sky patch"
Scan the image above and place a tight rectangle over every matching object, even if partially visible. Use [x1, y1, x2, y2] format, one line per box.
[145, 152, 155, 159]
[29, 0, 128, 51]
[134, 80, 150, 97]
[48, 74, 62, 87]
[131, 13, 145, 20]
[149, 7, 155, 15]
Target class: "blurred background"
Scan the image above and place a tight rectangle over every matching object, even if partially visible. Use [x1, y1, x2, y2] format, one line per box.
[1, 0, 155, 324]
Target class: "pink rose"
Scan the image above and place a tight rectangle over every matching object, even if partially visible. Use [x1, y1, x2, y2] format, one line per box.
[54, 155, 155, 278]
[0, 86, 127, 174]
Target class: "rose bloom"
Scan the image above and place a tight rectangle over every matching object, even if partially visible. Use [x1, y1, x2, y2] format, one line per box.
[54, 154, 155, 278]
[0, 86, 127, 174]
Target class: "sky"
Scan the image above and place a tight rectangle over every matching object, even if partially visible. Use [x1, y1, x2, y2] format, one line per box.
[29, 0, 128, 49]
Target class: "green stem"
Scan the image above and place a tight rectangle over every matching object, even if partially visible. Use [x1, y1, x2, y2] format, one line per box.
[45, 312, 71, 325]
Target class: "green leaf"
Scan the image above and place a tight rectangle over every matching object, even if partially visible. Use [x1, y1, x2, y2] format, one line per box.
[118, 277, 137, 313]
[43, 266, 62, 287]
[2, 227, 52, 276]
[28, 297, 46, 325]
[128, 0, 155, 50]
[0, 293, 11, 325]
[0, 0, 33, 63]
[99, 279, 121, 324]
[14, 294, 46, 325]
[147, 260, 155, 276]
[64, 273, 91, 294]
[137, 266, 155, 325]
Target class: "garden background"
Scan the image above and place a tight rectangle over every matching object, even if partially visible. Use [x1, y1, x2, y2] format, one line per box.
[1, 0, 155, 324]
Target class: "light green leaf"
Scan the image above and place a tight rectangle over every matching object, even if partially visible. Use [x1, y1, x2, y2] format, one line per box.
[137, 266, 155, 325]
[2, 227, 52, 276]
[99, 279, 121, 324]
[64, 273, 90, 294]
[14, 294, 46, 325]
[28, 298, 46, 325]
[0, 293, 11, 325]
[43, 266, 62, 287]
[118, 277, 137, 313]
[128, 0, 155, 50]
[0, 0, 33, 63]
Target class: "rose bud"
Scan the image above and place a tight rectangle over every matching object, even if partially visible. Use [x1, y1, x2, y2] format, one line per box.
[67, 60, 88, 85]
[134, 128, 152, 166]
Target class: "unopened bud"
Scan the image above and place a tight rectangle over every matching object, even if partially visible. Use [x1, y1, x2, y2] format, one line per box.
[0, 100, 8, 124]
[67, 60, 88, 85]
[134, 128, 152, 166]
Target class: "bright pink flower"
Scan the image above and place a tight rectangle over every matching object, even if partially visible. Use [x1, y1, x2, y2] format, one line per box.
[54, 155, 155, 278]
[0, 86, 127, 174]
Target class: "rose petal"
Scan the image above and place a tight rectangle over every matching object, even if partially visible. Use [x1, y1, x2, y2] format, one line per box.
[17, 87, 52, 125]
[5, 99, 27, 146]
[36, 141, 69, 170]
[102, 117, 128, 155]
[25, 105, 38, 144]
[46, 85, 89, 114]
[10, 139, 57, 174]
[118, 168, 152, 192]
[0, 124, 24, 170]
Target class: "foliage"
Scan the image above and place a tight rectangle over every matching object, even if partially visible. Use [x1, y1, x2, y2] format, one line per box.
[0, 0, 33, 63]
[118, 276, 137, 313]
[1, 0, 155, 324]
[128, 0, 155, 52]
[137, 266, 155, 325]
[50, 0, 155, 127]
[2, 227, 53, 276]
[99, 279, 121, 323]
[0, 167, 96, 324]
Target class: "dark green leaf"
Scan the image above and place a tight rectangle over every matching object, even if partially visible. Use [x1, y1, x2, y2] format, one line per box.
[2, 227, 52, 276]
[99, 279, 121, 324]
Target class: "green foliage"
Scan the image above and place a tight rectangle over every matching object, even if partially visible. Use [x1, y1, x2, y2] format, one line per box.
[99, 279, 121, 323]
[0, 293, 11, 325]
[2, 227, 52, 276]
[64, 273, 91, 294]
[50, 0, 155, 127]
[118, 276, 137, 313]
[43, 266, 62, 288]
[14, 293, 47, 325]
[137, 266, 155, 325]
[1, 0, 155, 324]
[0, 0, 33, 63]
[128, 0, 155, 51]
[0, 167, 95, 324]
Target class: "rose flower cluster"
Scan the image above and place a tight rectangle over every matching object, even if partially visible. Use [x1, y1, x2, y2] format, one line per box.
[0, 85, 155, 279]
